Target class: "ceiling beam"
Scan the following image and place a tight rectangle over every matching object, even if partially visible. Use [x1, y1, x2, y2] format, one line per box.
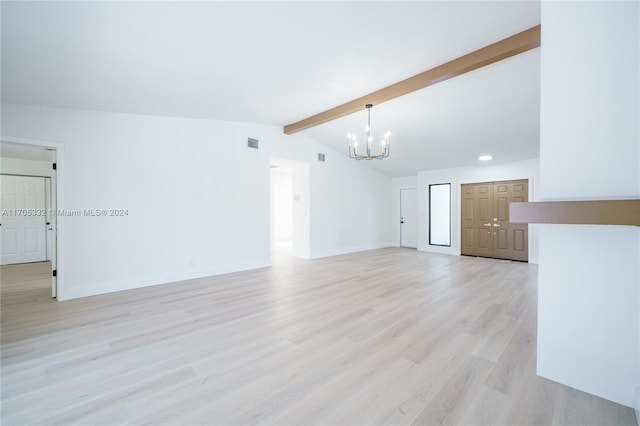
[284, 24, 541, 135]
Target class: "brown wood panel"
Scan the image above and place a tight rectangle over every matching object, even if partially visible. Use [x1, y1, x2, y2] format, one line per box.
[496, 196, 509, 221]
[514, 229, 526, 252]
[283, 25, 541, 134]
[463, 228, 474, 250]
[510, 200, 640, 226]
[496, 229, 508, 250]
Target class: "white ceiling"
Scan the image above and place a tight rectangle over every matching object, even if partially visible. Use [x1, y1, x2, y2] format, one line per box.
[1, 1, 541, 177]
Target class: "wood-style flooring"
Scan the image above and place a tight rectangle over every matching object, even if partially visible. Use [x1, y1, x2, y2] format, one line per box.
[1, 249, 637, 425]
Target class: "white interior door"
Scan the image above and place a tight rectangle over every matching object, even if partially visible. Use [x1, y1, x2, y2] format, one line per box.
[1, 175, 47, 265]
[400, 188, 418, 248]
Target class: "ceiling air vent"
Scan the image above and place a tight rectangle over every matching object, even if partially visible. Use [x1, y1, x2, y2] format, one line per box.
[318, 153, 325, 162]
[247, 138, 259, 149]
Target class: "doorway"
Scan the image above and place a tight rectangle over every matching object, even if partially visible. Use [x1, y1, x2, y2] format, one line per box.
[0, 138, 61, 298]
[269, 158, 310, 260]
[270, 165, 293, 254]
[400, 188, 418, 248]
[461, 179, 528, 261]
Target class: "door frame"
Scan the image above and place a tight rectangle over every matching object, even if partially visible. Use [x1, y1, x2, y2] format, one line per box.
[269, 157, 310, 260]
[1, 135, 65, 299]
[399, 187, 418, 248]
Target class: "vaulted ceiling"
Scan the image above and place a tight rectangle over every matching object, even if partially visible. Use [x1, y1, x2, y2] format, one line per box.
[1, 1, 541, 177]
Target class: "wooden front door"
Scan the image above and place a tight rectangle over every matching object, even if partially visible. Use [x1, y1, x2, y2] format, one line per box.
[461, 179, 528, 261]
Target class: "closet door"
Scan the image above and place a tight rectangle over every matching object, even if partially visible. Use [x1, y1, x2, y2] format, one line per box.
[1, 175, 47, 265]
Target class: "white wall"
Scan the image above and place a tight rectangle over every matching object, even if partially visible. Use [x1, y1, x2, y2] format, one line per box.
[309, 152, 392, 258]
[0, 157, 52, 177]
[0, 104, 391, 300]
[415, 158, 540, 262]
[538, 1, 639, 409]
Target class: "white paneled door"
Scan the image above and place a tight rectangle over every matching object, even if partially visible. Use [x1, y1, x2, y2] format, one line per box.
[1, 175, 47, 265]
[400, 188, 418, 248]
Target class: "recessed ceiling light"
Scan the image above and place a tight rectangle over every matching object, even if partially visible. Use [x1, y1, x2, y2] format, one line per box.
[478, 155, 493, 161]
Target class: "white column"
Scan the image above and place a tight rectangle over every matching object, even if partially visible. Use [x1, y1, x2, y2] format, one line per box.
[538, 1, 639, 408]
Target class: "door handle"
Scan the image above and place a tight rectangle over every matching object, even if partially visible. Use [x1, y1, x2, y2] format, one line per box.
[400, 220, 404, 224]
[493, 224, 501, 227]
[483, 223, 491, 227]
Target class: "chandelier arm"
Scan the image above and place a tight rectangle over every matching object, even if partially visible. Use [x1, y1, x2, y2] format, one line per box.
[347, 104, 391, 161]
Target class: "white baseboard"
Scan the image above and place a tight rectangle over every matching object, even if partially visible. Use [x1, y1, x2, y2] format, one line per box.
[310, 242, 392, 259]
[635, 385, 639, 425]
[418, 245, 459, 256]
[58, 259, 271, 301]
[418, 245, 539, 264]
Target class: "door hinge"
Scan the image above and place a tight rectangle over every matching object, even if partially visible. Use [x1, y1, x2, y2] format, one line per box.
[52, 270, 57, 277]
[52, 163, 57, 170]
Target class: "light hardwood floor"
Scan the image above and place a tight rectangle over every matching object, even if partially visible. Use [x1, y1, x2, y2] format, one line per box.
[1, 250, 636, 425]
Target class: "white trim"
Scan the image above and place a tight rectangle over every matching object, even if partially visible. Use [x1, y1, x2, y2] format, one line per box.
[1, 135, 66, 298]
[60, 259, 271, 301]
[419, 245, 459, 257]
[419, 180, 459, 255]
[310, 242, 392, 260]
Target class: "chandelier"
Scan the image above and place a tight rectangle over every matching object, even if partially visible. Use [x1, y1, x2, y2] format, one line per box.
[347, 104, 391, 160]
